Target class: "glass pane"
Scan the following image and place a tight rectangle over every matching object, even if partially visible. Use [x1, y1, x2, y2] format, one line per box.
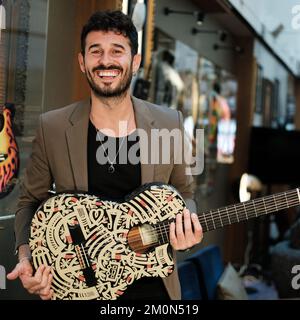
[0, 0, 48, 216]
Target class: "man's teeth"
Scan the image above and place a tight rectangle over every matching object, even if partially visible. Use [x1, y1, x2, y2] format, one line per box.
[97, 70, 119, 77]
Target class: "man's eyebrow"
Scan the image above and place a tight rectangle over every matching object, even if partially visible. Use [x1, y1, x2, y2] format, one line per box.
[112, 43, 126, 50]
[87, 43, 126, 51]
[88, 44, 101, 51]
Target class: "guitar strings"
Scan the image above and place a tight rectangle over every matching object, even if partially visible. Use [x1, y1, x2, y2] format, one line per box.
[88, 194, 300, 247]
[200, 191, 299, 231]
[67, 193, 300, 255]
[132, 189, 300, 235]
[126, 190, 300, 239]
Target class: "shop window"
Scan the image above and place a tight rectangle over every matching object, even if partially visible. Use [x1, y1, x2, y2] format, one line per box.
[149, 29, 238, 193]
[0, 0, 48, 215]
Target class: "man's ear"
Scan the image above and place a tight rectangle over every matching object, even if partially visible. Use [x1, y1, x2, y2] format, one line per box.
[78, 52, 86, 73]
[132, 53, 142, 74]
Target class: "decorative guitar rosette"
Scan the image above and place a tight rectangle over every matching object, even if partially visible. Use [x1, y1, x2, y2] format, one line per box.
[29, 183, 186, 300]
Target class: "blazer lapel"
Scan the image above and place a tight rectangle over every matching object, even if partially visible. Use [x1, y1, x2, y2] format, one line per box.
[132, 96, 156, 185]
[65, 99, 91, 192]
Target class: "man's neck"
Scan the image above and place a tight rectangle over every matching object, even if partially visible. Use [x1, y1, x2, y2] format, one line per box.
[90, 91, 135, 136]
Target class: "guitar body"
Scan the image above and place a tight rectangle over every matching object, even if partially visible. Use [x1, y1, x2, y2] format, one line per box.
[29, 183, 186, 300]
[0, 104, 19, 198]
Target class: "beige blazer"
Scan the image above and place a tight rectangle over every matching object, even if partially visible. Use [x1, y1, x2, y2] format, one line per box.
[15, 96, 196, 300]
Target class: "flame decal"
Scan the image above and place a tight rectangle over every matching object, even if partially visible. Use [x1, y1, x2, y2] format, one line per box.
[0, 107, 19, 197]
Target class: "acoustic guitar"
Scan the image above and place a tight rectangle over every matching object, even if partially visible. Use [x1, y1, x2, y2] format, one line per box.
[29, 182, 300, 300]
[0, 17, 19, 198]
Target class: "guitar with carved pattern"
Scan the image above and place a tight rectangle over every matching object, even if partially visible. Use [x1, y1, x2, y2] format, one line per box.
[29, 182, 300, 300]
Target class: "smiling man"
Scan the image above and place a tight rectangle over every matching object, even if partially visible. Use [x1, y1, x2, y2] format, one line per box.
[7, 10, 203, 300]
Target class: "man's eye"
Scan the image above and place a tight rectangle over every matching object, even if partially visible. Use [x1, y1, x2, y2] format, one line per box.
[112, 50, 122, 55]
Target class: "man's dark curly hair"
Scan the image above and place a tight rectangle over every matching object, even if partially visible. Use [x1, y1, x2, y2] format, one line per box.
[81, 10, 138, 56]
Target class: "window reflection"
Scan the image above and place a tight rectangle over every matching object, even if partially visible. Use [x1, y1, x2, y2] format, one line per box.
[0, 0, 48, 216]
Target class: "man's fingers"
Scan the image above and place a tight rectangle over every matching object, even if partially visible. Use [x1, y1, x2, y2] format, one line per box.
[39, 273, 53, 296]
[40, 289, 53, 300]
[169, 221, 178, 248]
[175, 213, 185, 242]
[191, 213, 203, 241]
[7, 260, 33, 280]
[6, 267, 19, 280]
[183, 208, 193, 237]
[30, 266, 51, 293]
[20, 265, 45, 291]
[169, 210, 204, 251]
[35, 265, 45, 283]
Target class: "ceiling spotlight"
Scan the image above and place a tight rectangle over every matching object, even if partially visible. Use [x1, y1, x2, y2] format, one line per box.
[213, 43, 244, 54]
[271, 23, 284, 38]
[219, 30, 227, 42]
[164, 7, 205, 26]
[195, 11, 205, 26]
[192, 28, 227, 42]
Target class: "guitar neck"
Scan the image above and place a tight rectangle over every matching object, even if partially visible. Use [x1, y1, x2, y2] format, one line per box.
[0, 18, 7, 106]
[157, 188, 300, 242]
[199, 188, 300, 233]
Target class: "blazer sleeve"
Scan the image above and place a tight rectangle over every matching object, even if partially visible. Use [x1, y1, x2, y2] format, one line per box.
[14, 114, 53, 250]
[169, 110, 197, 213]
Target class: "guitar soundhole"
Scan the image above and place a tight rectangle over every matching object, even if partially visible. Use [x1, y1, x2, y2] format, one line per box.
[128, 224, 159, 254]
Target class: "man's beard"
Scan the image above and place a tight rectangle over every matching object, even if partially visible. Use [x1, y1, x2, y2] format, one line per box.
[86, 63, 133, 99]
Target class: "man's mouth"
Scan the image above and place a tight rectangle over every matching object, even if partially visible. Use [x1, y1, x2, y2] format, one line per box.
[96, 69, 121, 80]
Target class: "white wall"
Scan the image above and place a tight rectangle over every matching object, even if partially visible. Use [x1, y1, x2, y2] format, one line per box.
[228, 0, 300, 77]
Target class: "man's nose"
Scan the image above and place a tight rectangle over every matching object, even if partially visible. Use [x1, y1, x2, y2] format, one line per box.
[98, 51, 112, 65]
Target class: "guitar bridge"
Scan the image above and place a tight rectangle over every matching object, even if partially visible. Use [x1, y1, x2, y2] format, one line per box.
[68, 224, 97, 287]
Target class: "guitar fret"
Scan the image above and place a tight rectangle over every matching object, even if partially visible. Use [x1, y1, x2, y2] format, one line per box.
[252, 200, 258, 217]
[262, 197, 267, 214]
[284, 192, 289, 208]
[217, 209, 223, 227]
[221, 207, 230, 226]
[226, 206, 232, 225]
[162, 224, 168, 244]
[242, 202, 248, 220]
[201, 213, 209, 233]
[210, 210, 216, 230]
[249, 201, 255, 219]
[273, 195, 278, 212]
[235, 205, 239, 222]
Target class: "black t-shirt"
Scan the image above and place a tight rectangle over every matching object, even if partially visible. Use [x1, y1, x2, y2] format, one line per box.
[88, 120, 141, 200]
[87, 120, 170, 300]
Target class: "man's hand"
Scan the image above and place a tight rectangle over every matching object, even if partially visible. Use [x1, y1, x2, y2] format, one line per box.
[7, 260, 53, 300]
[169, 208, 203, 251]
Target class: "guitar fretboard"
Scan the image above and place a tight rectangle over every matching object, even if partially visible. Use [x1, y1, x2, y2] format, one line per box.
[199, 188, 300, 233]
[156, 188, 300, 242]
[0, 26, 7, 105]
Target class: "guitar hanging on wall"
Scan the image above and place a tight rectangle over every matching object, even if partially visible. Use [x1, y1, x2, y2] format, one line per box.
[0, 5, 19, 198]
[29, 182, 300, 300]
